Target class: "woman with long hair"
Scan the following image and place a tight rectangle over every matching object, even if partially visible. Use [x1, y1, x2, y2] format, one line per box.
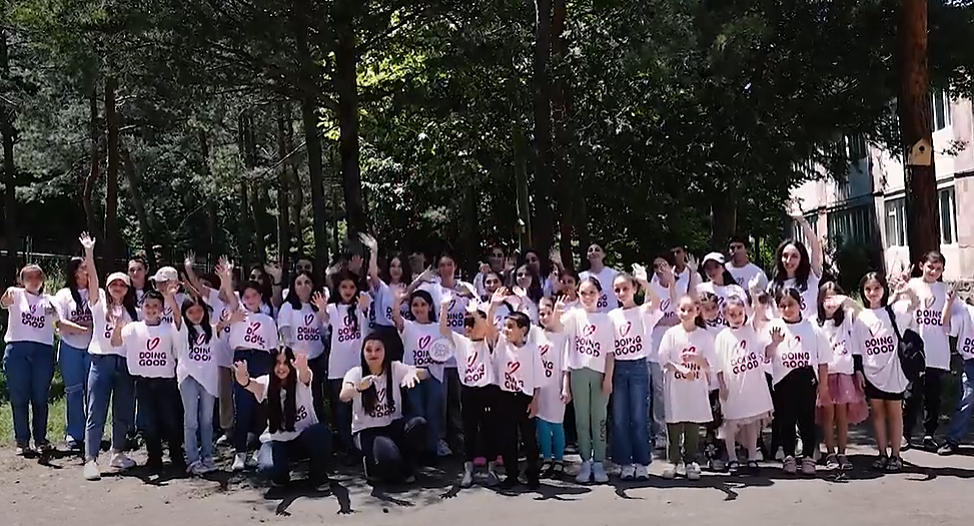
[279, 270, 327, 421]
[768, 207, 824, 320]
[578, 243, 620, 313]
[364, 235, 411, 361]
[53, 256, 95, 450]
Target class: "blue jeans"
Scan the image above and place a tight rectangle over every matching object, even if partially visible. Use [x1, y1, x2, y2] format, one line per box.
[647, 361, 665, 443]
[3, 341, 55, 445]
[233, 349, 273, 452]
[257, 422, 332, 485]
[612, 358, 651, 465]
[328, 378, 355, 454]
[946, 360, 974, 445]
[407, 375, 444, 452]
[85, 354, 135, 460]
[58, 341, 91, 444]
[536, 418, 566, 461]
[180, 376, 216, 464]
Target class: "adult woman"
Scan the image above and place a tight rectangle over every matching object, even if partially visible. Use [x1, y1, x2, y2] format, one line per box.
[80, 233, 140, 480]
[127, 255, 150, 307]
[236, 348, 332, 489]
[278, 270, 326, 420]
[364, 235, 411, 360]
[341, 334, 428, 484]
[768, 207, 824, 320]
[579, 243, 619, 313]
[697, 252, 750, 327]
[247, 263, 283, 316]
[513, 264, 543, 323]
[220, 259, 280, 471]
[54, 256, 95, 450]
[647, 253, 681, 449]
[2, 263, 58, 456]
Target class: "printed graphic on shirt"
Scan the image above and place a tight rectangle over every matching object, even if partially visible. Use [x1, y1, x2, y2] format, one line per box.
[862, 323, 896, 356]
[781, 334, 810, 368]
[730, 340, 762, 375]
[138, 336, 169, 368]
[539, 343, 555, 379]
[675, 346, 704, 381]
[462, 349, 488, 384]
[335, 309, 360, 344]
[914, 307, 943, 327]
[575, 323, 602, 358]
[368, 386, 396, 419]
[614, 321, 643, 357]
[503, 360, 524, 392]
[297, 312, 321, 343]
[188, 332, 212, 362]
[243, 320, 267, 348]
[68, 300, 92, 326]
[412, 334, 435, 367]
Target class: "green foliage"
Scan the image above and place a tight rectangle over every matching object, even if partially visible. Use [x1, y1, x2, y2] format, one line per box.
[830, 238, 885, 295]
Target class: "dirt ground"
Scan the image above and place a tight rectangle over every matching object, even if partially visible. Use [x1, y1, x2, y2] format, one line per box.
[3, 437, 974, 526]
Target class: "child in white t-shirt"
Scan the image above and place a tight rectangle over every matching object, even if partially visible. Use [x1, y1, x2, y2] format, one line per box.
[697, 291, 727, 471]
[941, 291, 974, 454]
[658, 295, 716, 480]
[234, 347, 331, 489]
[116, 287, 183, 471]
[534, 297, 570, 480]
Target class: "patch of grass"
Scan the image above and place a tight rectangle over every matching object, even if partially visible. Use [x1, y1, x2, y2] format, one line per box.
[0, 398, 68, 445]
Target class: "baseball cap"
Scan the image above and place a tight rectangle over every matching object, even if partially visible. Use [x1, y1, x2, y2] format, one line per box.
[106, 272, 131, 287]
[702, 252, 726, 266]
[149, 266, 179, 282]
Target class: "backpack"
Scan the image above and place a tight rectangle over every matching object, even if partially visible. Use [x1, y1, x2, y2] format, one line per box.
[885, 305, 926, 383]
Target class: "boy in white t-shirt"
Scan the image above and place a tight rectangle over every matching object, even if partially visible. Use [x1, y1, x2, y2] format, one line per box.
[115, 288, 183, 471]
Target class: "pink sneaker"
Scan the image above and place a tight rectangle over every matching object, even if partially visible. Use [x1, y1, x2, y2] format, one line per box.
[496, 455, 504, 467]
[473, 456, 487, 467]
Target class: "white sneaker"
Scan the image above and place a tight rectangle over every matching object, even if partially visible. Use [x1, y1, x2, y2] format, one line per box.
[661, 463, 676, 479]
[676, 462, 687, 478]
[620, 465, 636, 480]
[753, 449, 765, 462]
[686, 462, 702, 480]
[436, 440, 452, 457]
[247, 451, 260, 468]
[232, 452, 246, 471]
[711, 458, 726, 472]
[575, 460, 592, 483]
[634, 464, 650, 481]
[109, 452, 136, 470]
[460, 461, 474, 488]
[592, 462, 609, 483]
[775, 447, 785, 461]
[215, 434, 231, 447]
[83, 460, 101, 481]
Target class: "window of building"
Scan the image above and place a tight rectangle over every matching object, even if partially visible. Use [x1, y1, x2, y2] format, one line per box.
[847, 134, 867, 161]
[939, 186, 958, 244]
[885, 197, 906, 247]
[931, 90, 951, 131]
[828, 205, 873, 246]
[793, 213, 818, 246]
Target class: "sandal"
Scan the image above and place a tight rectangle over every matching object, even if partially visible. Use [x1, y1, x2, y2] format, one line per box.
[746, 460, 759, 470]
[872, 455, 889, 470]
[727, 461, 740, 473]
[885, 456, 903, 472]
[551, 462, 565, 478]
[540, 461, 553, 478]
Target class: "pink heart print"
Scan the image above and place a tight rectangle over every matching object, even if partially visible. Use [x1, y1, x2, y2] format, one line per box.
[304, 313, 315, 326]
[582, 324, 597, 337]
[146, 337, 161, 351]
[620, 321, 632, 337]
[419, 335, 432, 350]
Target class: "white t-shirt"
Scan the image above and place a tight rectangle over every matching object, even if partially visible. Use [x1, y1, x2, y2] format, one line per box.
[88, 294, 137, 356]
[651, 267, 693, 295]
[255, 373, 318, 442]
[372, 280, 410, 327]
[563, 309, 614, 373]
[54, 288, 93, 349]
[910, 279, 961, 371]
[659, 325, 716, 423]
[228, 312, 279, 352]
[609, 306, 664, 361]
[176, 323, 222, 397]
[345, 362, 410, 434]
[579, 267, 620, 313]
[815, 311, 858, 376]
[327, 303, 367, 379]
[769, 274, 821, 320]
[767, 318, 828, 385]
[3, 289, 58, 345]
[159, 292, 187, 326]
[532, 328, 568, 424]
[206, 291, 233, 368]
[949, 303, 974, 361]
[727, 262, 768, 291]
[401, 319, 446, 381]
[495, 338, 543, 395]
[696, 281, 749, 327]
[123, 321, 178, 378]
[714, 325, 774, 420]
[648, 281, 680, 363]
[854, 303, 913, 394]
[450, 333, 496, 388]
[278, 302, 325, 360]
[421, 281, 474, 368]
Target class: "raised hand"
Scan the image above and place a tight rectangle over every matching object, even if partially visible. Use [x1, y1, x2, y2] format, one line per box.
[554, 294, 567, 312]
[512, 286, 527, 299]
[292, 352, 309, 373]
[770, 326, 785, 345]
[748, 272, 763, 295]
[216, 256, 234, 280]
[632, 263, 649, 283]
[947, 284, 957, 305]
[685, 254, 698, 275]
[184, 251, 196, 270]
[264, 261, 283, 283]
[79, 232, 96, 253]
[228, 308, 247, 324]
[358, 375, 375, 391]
[479, 261, 491, 275]
[491, 287, 508, 305]
[233, 360, 250, 385]
[312, 290, 330, 311]
[358, 233, 378, 252]
[401, 369, 422, 389]
[163, 280, 179, 297]
[357, 292, 371, 311]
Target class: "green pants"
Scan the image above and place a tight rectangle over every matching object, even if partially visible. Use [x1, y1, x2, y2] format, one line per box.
[571, 367, 609, 462]
[667, 422, 701, 464]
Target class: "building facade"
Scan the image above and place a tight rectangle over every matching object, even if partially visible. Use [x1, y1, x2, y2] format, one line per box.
[790, 92, 974, 281]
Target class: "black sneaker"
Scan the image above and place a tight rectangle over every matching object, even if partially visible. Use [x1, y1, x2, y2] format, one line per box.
[921, 436, 938, 451]
[937, 441, 959, 456]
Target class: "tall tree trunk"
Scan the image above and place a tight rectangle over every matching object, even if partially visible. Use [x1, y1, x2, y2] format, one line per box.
[276, 103, 292, 272]
[249, 183, 268, 263]
[531, 0, 554, 255]
[513, 123, 532, 251]
[330, 148, 341, 256]
[237, 182, 251, 263]
[282, 103, 303, 254]
[0, 27, 19, 256]
[710, 184, 738, 249]
[574, 181, 590, 266]
[199, 130, 219, 256]
[104, 76, 120, 262]
[551, 0, 573, 272]
[83, 88, 101, 244]
[301, 97, 329, 271]
[898, 0, 938, 264]
[120, 144, 156, 269]
[334, 0, 367, 235]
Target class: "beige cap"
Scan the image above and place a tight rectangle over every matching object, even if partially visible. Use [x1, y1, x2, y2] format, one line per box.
[106, 272, 131, 287]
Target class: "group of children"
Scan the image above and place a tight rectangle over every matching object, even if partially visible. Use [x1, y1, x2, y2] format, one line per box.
[3, 223, 974, 490]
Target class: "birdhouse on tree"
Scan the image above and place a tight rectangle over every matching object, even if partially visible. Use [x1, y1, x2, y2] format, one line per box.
[907, 138, 932, 166]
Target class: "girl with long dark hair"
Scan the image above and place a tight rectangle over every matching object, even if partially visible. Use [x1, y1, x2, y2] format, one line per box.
[364, 234, 410, 361]
[279, 270, 327, 421]
[768, 206, 824, 320]
[235, 347, 331, 489]
[53, 255, 95, 450]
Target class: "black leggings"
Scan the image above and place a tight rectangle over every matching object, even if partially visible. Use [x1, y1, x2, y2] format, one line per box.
[357, 416, 427, 482]
[494, 390, 539, 482]
[903, 367, 945, 439]
[134, 376, 183, 461]
[772, 367, 817, 458]
[461, 385, 498, 461]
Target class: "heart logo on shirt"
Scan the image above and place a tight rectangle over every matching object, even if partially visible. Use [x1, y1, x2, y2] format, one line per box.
[146, 337, 161, 351]
[29, 304, 36, 314]
[467, 351, 478, 368]
[792, 335, 802, 347]
[249, 321, 261, 332]
[539, 344, 550, 356]
[737, 340, 747, 351]
[507, 361, 521, 374]
[683, 346, 696, 355]
[448, 299, 457, 311]
[924, 295, 935, 308]
[196, 333, 207, 345]
[582, 324, 597, 337]
[376, 388, 386, 402]
[419, 335, 432, 350]
[304, 313, 315, 326]
[620, 321, 632, 337]
[660, 299, 671, 312]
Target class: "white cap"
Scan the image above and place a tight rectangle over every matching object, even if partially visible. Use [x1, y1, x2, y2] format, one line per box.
[149, 266, 179, 282]
[106, 272, 131, 286]
[702, 252, 726, 266]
